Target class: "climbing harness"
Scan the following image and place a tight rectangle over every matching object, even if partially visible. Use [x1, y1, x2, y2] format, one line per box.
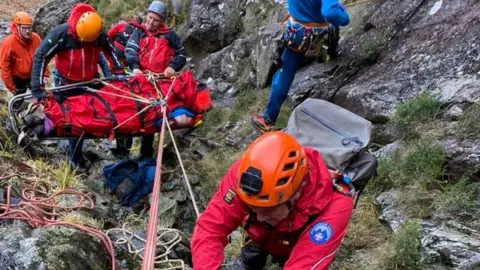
[281, 15, 332, 59]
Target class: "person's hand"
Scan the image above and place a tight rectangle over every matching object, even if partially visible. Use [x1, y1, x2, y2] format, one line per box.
[33, 90, 47, 103]
[14, 88, 27, 95]
[164, 67, 175, 78]
[132, 68, 142, 75]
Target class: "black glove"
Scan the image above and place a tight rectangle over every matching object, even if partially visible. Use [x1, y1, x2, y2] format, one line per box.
[32, 88, 47, 102]
[53, 92, 67, 103]
[14, 88, 27, 95]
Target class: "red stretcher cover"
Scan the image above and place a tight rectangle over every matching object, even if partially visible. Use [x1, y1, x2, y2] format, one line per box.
[41, 70, 212, 138]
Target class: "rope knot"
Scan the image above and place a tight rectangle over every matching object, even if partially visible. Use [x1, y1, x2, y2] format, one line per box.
[150, 98, 166, 107]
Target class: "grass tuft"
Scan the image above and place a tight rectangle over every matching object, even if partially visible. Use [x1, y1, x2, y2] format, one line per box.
[458, 102, 480, 138]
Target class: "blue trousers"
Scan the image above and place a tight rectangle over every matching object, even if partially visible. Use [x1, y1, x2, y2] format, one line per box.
[263, 48, 304, 123]
[263, 16, 333, 124]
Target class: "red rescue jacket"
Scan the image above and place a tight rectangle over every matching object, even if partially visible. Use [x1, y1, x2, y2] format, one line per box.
[30, 3, 123, 98]
[192, 148, 354, 269]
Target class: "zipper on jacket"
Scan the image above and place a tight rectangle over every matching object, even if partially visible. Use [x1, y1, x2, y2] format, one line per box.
[300, 107, 363, 147]
[68, 50, 73, 77]
[82, 48, 85, 79]
[149, 38, 158, 66]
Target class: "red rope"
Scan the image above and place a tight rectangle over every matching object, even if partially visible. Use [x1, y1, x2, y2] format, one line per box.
[0, 184, 117, 270]
[142, 108, 168, 270]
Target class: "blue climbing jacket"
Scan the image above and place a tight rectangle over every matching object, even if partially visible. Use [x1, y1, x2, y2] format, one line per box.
[103, 158, 157, 207]
[288, 0, 350, 28]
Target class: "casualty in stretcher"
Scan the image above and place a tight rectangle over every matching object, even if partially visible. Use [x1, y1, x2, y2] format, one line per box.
[17, 70, 212, 140]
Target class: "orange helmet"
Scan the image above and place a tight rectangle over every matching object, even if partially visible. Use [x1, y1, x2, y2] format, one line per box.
[76, 11, 103, 42]
[13, 12, 33, 25]
[236, 131, 308, 207]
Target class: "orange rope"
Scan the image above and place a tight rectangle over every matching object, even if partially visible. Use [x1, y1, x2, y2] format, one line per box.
[0, 183, 117, 270]
[142, 107, 168, 270]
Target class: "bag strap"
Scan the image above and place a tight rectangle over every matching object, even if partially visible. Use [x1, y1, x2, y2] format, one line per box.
[58, 101, 72, 136]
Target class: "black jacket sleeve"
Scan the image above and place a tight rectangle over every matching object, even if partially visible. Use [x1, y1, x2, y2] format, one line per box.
[98, 30, 124, 73]
[125, 28, 143, 70]
[165, 31, 187, 72]
[30, 24, 67, 98]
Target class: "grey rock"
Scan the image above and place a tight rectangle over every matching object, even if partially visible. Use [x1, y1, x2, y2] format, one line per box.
[439, 138, 480, 180]
[85, 160, 111, 195]
[254, 23, 284, 88]
[196, 37, 256, 93]
[0, 222, 111, 270]
[288, 0, 480, 125]
[184, 0, 244, 54]
[158, 195, 178, 228]
[375, 191, 407, 232]
[372, 140, 404, 159]
[33, 0, 82, 38]
[422, 221, 480, 269]
[0, 19, 11, 43]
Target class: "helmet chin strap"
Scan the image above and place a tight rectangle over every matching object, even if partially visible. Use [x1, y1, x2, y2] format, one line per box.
[287, 186, 302, 212]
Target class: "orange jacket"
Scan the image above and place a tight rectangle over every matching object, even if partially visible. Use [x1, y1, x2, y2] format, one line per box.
[0, 24, 50, 93]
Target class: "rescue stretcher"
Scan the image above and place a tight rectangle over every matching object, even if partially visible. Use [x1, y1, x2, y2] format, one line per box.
[7, 71, 213, 145]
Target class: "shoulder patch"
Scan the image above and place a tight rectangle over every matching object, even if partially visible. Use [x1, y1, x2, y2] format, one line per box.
[223, 189, 237, 205]
[310, 222, 333, 244]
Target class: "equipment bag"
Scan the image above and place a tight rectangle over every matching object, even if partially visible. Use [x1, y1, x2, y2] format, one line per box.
[284, 98, 378, 206]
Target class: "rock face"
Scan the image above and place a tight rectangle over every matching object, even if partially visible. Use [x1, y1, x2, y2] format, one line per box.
[0, 19, 10, 42]
[376, 191, 480, 269]
[183, 0, 245, 54]
[440, 138, 480, 180]
[33, 0, 81, 38]
[422, 221, 480, 269]
[186, 0, 286, 95]
[375, 191, 407, 232]
[183, 0, 286, 56]
[0, 223, 110, 270]
[195, 37, 256, 95]
[289, 0, 480, 123]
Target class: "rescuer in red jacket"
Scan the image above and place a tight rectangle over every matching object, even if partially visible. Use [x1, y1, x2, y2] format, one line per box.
[191, 131, 354, 269]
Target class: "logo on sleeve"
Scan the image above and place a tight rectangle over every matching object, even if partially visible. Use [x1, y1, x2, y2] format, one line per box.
[310, 222, 333, 244]
[223, 189, 237, 205]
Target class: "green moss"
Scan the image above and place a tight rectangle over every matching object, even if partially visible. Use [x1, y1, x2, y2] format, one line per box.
[37, 227, 111, 270]
[359, 37, 386, 64]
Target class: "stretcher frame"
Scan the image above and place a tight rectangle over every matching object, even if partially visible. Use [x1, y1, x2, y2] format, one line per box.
[7, 77, 203, 144]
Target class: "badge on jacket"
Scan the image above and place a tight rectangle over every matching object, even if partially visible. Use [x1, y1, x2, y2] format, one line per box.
[224, 189, 237, 205]
[310, 222, 333, 244]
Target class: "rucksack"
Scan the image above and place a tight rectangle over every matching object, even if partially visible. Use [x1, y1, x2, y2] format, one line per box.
[113, 23, 136, 49]
[284, 98, 378, 207]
